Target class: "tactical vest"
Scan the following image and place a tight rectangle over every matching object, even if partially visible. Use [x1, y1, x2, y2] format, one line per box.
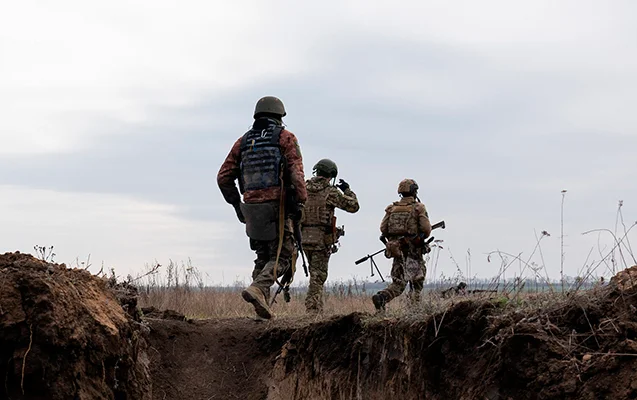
[239, 123, 283, 193]
[386, 202, 418, 236]
[302, 186, 333, 228]
[301, 185, 334, 250]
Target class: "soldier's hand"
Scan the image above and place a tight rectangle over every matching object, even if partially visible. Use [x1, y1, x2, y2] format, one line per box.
[336, 179, 350, 191]
[233, 204, 246, 224]
[291, 204, 304, 222]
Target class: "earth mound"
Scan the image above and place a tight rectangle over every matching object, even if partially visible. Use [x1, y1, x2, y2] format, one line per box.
[267, 265, 637, 400]
[0, 252, 151, 400]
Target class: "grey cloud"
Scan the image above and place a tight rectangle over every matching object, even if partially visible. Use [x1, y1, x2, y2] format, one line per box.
[2, 33, 636, 279]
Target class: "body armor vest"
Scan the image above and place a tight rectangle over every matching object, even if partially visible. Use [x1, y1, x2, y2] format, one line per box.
[239, 123, 283, 193]
[386, 202, 418, 236]
[302, 186, 333, 228]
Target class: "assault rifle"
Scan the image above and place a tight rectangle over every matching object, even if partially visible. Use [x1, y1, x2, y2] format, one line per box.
[270, 183, 308, 307]
[331, 215, 345, 253]
[354, 220, 446, 280]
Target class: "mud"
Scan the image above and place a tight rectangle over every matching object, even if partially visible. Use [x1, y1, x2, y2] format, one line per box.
[0, 252, 151, 400]
[267, 268, 637, 400]
[4, 252, 637, 400]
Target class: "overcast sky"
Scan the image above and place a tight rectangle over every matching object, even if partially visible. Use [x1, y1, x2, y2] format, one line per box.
[1, 1, 636, 286]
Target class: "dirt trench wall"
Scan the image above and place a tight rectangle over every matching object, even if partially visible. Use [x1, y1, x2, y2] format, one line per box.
[265, 284, 637, 400]
[0, 252, 151, 400]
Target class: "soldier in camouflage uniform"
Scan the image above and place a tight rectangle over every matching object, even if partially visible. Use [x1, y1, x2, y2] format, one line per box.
[217, 96, 307, 319]
[372, 179, 432, 311]
[301, 159, 360, 313]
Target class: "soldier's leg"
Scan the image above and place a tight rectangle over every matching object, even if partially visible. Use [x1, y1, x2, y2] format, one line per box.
[408, 258, 426, 303]
[305, 249, 331, 313]
[382, 258, 408, 301]
[251, 224, 295, 301]
[250, 239, 269, 281]
[373, 258, 407, 310]
[410, 277, 424, 303]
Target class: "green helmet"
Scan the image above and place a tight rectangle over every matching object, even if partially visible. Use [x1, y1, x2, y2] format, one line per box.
[313, 159, 338, 179]
[253, 96, 286, 118]
[398, 178, 418, 196]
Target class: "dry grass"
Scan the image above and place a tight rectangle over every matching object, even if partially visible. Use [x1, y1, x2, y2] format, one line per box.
[138, 286, 376, 319]
[137, 275, 610, 320]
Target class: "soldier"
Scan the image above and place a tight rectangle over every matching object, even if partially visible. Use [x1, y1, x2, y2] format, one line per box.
[217, 96, 307, 319]
[301, 159, 360, 313]
[372, 179, 432, 311]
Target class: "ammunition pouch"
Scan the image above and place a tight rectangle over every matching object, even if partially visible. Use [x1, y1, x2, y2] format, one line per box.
[384, 240, 403, 259]
[241, 202, 279, 241]
[301, 226, 329, 251]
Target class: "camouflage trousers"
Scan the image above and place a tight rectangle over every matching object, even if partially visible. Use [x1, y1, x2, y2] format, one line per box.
[249, 220, 295, 302]
[304, 249, 331, 312]
[377, 256, 426, 304]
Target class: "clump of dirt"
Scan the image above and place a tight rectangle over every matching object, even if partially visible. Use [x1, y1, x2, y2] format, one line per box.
[141, 306, 190, 322]
[0, 252, 151, 400]
[266, 265, 637, 400]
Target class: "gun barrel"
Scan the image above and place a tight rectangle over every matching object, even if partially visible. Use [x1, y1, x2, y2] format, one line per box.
[354, 255, 369, 265]
[431, 220, 446, 230]
[355, 249, 384, 265]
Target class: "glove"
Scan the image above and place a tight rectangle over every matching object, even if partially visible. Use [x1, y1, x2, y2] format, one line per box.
[290, 204, 304, 222]
[336, 179, 350, 191]
[233, 204, 246, 224]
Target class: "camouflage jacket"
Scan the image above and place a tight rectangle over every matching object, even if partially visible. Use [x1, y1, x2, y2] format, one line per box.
[217, 126, 307, 205]
[304, 176, 359, 218]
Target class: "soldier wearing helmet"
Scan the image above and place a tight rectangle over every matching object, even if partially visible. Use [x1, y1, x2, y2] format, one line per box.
[372, 178, 432, 311]
[217, 96, 307, 320]
[301, 159, 360, 313]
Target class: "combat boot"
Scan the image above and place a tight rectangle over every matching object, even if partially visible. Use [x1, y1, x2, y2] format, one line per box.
[372, 292, 387, 312]
[242, 285, 274, 319]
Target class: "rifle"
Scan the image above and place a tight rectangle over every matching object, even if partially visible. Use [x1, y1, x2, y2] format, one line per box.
[355, 220, 446, 279]
[330, 215, 345, 253]
[270, 187, 308, 307]
[354, 248, 386, 282]
[270, 251, 296, 306]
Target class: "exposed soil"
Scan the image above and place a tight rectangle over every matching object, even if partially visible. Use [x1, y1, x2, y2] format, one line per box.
[0, 252, 151, 400]
[3, 251, 637, 400]
[147, 266, 637, 400]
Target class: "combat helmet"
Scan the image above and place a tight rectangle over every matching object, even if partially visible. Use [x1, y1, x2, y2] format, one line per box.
[254, 96, 286, 118]
[313, 159, 338, 179]
[398, 179, 418, 196]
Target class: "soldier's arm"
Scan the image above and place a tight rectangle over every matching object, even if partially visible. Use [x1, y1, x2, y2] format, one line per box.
[416, 203, 432, 238]
[380, 206, 391, 236]
[217, 138, 242, 206]
[281, 130, 307, 203]
[326, 187, 360, 213]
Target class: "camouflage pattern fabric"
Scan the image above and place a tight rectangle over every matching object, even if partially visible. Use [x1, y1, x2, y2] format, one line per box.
[217, 126, 307, 205]
[248, 218, 295, 301]
[301, 176, 359, 313]
[304, 249, 331, 312]
[380, 196, 431, 239]
[377, 195, 431, 306]
[378, 256, 427, 303]
[307, 176, 360, 215]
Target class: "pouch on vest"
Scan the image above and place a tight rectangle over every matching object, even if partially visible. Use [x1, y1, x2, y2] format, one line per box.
[301, 226, 326, 251]
[241, 202, 279, 241]
[386, 204, 417, 236]
[384, 240, 403, 259]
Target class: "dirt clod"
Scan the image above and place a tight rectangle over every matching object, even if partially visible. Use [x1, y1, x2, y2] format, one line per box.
[0, 252, 151, 400]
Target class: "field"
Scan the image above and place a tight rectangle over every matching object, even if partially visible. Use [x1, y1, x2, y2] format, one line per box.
[3, 251, 637, 400]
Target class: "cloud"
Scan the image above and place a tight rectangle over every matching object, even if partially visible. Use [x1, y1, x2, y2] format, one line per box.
[1, 1, 636, 283]
[0, 185, 232, 277]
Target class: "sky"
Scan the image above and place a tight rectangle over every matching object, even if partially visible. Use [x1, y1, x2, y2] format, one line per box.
[1, 0, 636, 286]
